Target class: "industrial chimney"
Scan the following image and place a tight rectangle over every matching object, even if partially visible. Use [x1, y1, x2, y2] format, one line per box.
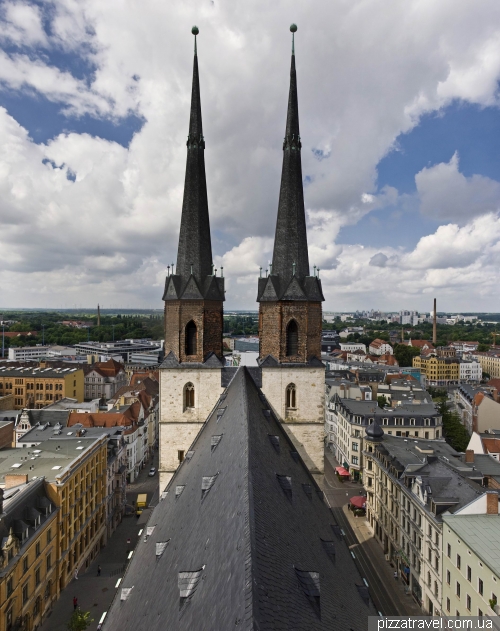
[433, 298, 437, 345]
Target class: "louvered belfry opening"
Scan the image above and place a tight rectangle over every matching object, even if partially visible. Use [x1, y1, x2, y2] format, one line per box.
[286, 319, 298, 356]
[185, 321, 197, 356]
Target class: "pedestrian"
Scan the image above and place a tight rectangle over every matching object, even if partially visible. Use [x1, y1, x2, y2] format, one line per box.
[394, 571, 398, 580]
[126, 537, 131, 552]
[74, 568, 78, 581]
[97, 565, 101, 577]
[73, 596, 78, 611]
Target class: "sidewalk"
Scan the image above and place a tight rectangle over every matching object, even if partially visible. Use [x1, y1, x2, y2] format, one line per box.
[40, 457, 158, 631]
[341, 504, 422, 616]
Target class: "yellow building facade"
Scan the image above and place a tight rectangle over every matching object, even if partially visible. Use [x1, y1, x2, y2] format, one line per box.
[413, 356, 460, 386]
[0, 435, 108, 629]
[0, 480, 58, 631]
[0, 366, 84, 410]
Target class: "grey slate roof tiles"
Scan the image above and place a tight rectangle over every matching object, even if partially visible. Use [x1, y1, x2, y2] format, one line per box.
[104, 367, 376, 630]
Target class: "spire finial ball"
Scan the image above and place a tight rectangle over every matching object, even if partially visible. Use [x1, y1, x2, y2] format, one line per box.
[192, 26, 199, 35]
[290, 24, 297, 33]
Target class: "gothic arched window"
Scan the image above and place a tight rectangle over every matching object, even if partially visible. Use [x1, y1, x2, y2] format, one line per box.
[286, 319, 299, 356]
[286, 383, 296, 410]
[184, 383, 195, 409]
[185, 321, 197, 356]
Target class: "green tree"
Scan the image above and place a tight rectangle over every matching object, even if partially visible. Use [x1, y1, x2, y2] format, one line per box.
[437, 401, 470, 452]
[393, 344, 420, 367]
[477, 343, 490, 352]
[67, 609, 93, 631]
[377, 395, 388, 408]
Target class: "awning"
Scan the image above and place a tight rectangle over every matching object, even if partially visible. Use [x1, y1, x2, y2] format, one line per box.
[349, 496, 366, 509]
[335, 466, 350, 476]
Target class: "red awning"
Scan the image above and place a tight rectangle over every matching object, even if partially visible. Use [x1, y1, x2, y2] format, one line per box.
[335, 466, 350, 476]
[349, 496, 366, 509]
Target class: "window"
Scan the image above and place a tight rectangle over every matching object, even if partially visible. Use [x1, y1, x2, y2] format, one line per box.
[46, 553, 51, 571]
[23, 557, 28, 574]
[479, 578, 484, 596]
[285, 319, 299, 356]
[35, 567, 41, 586]
[7, 577, 13, 597]
[467, 566, 471, 582]
[446, 598, 450, 612]
[178, 450, 185, 463]
[22, 583, 29, 604]
[185, 320, 197, 356]
[47, 528, 52, 544]
[456, 581, 461, 598]
[36, 541, 41, 557]
[352, 456, 359, 465]
[457, 554, 461, 570]
[446, 570, 451, 585]
[447, 544, 451, 557]
[466, 595, 471, 611]
[184, 383, 195, 409]
[285, 383, 296, 409]
[352, 442, 358, 452]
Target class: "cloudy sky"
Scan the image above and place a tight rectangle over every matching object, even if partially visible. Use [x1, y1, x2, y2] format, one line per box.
[1, 0, 500, 312]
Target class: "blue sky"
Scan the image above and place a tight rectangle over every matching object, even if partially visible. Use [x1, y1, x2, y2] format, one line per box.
[1, 0, 500, 311]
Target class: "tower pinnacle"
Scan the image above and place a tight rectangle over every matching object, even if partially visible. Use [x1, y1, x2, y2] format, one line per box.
[270, 25, 310, 284]
[174, 26, 215, 285]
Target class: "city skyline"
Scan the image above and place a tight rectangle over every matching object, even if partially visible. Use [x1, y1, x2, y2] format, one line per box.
[1, 1, 500, 311]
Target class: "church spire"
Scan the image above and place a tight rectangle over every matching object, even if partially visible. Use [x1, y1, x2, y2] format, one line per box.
[271, 23, 310, 282]
[175, 25, 213, 282]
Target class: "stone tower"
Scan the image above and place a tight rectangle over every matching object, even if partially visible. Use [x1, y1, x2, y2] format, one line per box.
[257, 25, 325, 475]
[159, 27, 225, 491]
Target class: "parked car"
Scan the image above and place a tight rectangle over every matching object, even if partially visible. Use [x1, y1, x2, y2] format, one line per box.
[148, 467, 156, 477]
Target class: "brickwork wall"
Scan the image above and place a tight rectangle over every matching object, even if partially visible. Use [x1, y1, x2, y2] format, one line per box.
[164, 300, 223, 361]
[159, 367, 223, 491]
[259, 301, 322, 362]
[261, 366, 325, 474]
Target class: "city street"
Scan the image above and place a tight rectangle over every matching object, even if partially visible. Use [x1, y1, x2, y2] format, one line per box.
[40, 454, 160, 631]
[321, 451, 422, 616]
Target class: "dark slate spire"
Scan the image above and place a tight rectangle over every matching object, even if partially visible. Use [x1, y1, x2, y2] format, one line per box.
[176, 25, 213, 282]
[271, 24, 309, 282]
[163, 27, 224, 302]
[257, 25, 323, 303]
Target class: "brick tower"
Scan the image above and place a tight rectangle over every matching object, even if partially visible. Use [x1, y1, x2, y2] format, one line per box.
[159, 27, 225, 490]
[258, 25, 325, 475]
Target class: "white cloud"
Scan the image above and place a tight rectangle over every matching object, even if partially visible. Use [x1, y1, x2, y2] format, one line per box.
[416, 152, 500, 223]
[0, 0, 500, 309]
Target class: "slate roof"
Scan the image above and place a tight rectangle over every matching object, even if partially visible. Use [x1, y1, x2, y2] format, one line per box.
[104, 367, 375, 630]
[442, 514, 500, 577]
[163, 33, 224, 302]
[258, 39, 323, 303]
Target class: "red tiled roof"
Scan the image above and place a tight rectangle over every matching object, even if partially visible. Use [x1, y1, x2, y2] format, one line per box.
[67, 411, 131, 428]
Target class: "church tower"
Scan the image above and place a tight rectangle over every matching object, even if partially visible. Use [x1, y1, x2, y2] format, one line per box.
[258, 25, 325, 475]
[159, 27, 225, 490]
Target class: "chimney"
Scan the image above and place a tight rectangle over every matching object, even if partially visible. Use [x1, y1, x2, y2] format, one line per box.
[433, 298, 437, 345]
[465, 449, 474, 463]
[5, 473, 29, 489]
[486, 491, 498, 515]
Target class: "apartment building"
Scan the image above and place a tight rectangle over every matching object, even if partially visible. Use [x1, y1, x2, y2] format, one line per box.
[459, 359, 482, 383]
[442, 493, 500, 617]
[0, 365, 84, 410]
[413, 356, 460, 386]
[363, 428, 482, 616]
[0, 479, 57, 631]
[330, 396, 442, 480]
[84, 359, 127, 401]
[369, 339, 393, 356]
[472, 350, 500, 380]
[0, 433, 108, 594]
